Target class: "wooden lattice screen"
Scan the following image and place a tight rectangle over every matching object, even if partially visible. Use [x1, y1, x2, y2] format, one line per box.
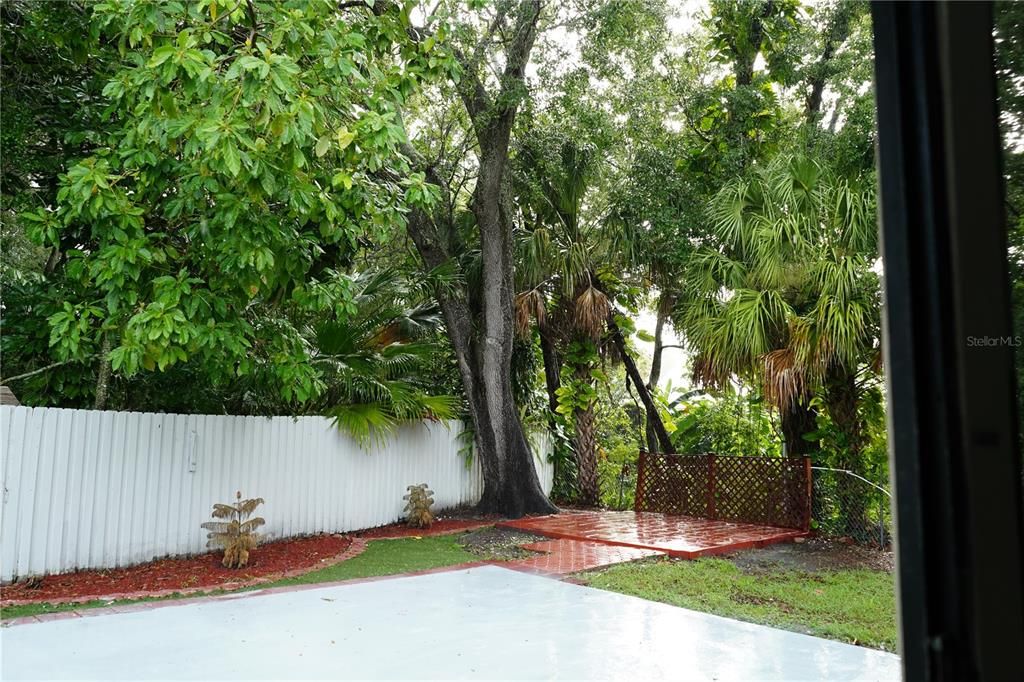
[635, 452, 812, 530]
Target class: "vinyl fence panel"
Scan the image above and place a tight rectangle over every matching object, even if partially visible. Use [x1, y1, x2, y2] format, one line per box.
[0, 406, 553, 581]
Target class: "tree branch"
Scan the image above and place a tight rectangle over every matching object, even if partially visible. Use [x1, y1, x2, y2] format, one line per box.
[1, 358, 88, 384]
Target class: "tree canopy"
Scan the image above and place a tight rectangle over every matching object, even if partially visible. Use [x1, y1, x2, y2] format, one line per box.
[0, 0, 944, 515]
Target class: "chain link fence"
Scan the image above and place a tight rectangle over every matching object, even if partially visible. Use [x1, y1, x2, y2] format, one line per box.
[811, 466, 893, 548]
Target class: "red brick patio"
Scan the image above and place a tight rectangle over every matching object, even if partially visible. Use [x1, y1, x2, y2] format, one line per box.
[507, 538, 664, 574]
[499, 510, 807, 560]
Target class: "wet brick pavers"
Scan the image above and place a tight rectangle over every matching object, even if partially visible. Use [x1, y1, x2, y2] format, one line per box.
[500, 510, 806, 559]
[507, 539, 664, 574]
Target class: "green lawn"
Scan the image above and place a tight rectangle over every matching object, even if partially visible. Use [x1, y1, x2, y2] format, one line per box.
[580, 557, 897, 652]
[2, 534, 477, 622]
[264, 533, 477, 587]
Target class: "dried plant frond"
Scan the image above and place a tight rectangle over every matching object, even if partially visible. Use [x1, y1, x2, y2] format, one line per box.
[870, 346, 884, 375]
[210, 504, 236, 519]
[514, 290, 546, 338]
[240, 517, 266, 533]
[202, 491, 265, 568]
[238, 498, 265, 516]
[762, 348, 809, 409]
[573, 286, 609, 340]
[691, 353, 729, 390]
[403, 483, 435, 529]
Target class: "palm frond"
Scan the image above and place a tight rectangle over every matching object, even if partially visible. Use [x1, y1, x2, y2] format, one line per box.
[573, 285, 610, 340]
[514, 289, 546, 338]
[327, 403, 398, 448]
[761, 348, 808, 409]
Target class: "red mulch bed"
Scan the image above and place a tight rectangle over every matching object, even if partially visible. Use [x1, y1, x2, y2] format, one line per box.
[355, 517, 501, 539]
[1, 534, 352, 605]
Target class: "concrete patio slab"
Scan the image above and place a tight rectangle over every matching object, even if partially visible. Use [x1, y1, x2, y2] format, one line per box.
[501, 510, 806, 558]
[1, 565, 898, 681]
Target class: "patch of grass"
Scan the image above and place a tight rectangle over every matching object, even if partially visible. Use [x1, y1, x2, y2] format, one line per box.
[580, 557, 897, 652]
[265, 533, 478, 587]
[1, 590, 225, 622]
[2, 534, 478, 622]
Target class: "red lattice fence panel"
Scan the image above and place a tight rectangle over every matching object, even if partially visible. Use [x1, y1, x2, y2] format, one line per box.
[635, 452, 811, 530]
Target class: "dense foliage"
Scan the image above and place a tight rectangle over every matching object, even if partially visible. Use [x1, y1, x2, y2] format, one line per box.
[2, 0, 456, 430]
[13, 0, 1000, 516]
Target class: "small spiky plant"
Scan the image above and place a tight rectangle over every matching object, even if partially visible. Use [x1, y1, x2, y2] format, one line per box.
[403, 483, 435, 529]
[201, 491, 265, 568]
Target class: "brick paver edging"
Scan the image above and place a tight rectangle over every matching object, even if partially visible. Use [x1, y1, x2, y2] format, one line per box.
[0, 537, 369, 610]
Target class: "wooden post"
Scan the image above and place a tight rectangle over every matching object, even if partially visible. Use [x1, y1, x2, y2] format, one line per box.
[634, 450, 647, 512]
[803, 456, 813, 531]
[707, 453, 717, 520]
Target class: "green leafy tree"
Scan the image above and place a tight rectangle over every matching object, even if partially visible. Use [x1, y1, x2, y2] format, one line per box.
[398, 0, 561, 516]
[9, 0, 445, 410]
[672, 391, 782, 458]
[1, 0, 120, 403]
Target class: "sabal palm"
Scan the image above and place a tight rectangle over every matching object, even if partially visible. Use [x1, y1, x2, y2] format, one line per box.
[513, 139, 613, 504]
[681, 154, 880, 460]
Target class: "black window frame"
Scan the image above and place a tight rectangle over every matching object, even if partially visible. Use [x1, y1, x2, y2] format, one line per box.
[871, 2, 1024, 679]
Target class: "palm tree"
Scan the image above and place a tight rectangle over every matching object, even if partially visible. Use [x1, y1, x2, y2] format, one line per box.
[680, 154, 880, 475]
[312, 270, 457, 446]
[512, 138, 611, 505]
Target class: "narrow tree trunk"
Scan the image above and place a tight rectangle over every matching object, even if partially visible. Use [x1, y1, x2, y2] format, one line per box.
[539, 326, 561, 415]
[804, 3, 859, 123]
[733, 0, 775, 87]
[606, 314, 675, 454]
[574, 401, 599, 505]
[645, 296, 670, 453]
[825, 368, 867, 536]
[93, 334, 113, 410]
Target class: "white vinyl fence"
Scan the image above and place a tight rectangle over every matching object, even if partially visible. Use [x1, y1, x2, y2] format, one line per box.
[0, 406, 553, 582]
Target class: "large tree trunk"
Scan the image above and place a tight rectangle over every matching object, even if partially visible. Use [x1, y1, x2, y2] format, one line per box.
[402, 0, 555, 518]
[780, 399, 818, 456]
[824, 367, 867, 536]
